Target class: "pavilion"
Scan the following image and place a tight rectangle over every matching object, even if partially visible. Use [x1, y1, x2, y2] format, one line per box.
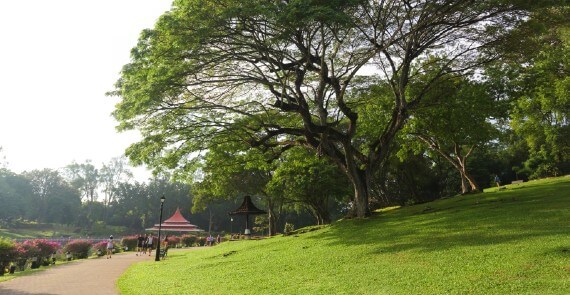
[146, 207, 204, 232]
[229, 195, 266, 235]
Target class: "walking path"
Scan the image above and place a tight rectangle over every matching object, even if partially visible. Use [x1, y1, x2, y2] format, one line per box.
[0, 252, 154, 295]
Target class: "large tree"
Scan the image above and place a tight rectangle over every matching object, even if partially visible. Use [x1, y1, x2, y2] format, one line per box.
[111, 0, 527, 217]
[64, 160, 99, 203]
[402, 75, 504, 193]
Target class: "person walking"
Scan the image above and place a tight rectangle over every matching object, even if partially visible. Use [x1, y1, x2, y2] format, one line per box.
[146, 235, 154, 256]
[106, 235, 114, 259]
[137, 234, 145, 256]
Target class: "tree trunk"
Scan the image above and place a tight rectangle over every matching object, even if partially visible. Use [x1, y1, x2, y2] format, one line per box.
[347, 168, 371, 218]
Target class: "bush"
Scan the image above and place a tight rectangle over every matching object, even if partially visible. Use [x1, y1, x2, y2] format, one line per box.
[0, 238, 17, 274]
[283, 222, 295, 236]
[92, 241, 107, 256]
[197, 236, 206, 246]
[180, 235, 198, 247]
[32, 239, 60, 258]
[64, 240, 92, 259]
[121, 235, 138, 251]
[165, 236, 180, 247]
[15, 240, 39, 259]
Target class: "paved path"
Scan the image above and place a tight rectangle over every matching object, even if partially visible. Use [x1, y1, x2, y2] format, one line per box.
[0, 252, 154, 295]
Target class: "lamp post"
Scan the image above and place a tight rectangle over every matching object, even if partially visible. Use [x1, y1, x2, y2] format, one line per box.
[230, 217, 233, 235]
[155, 195, 166, 262]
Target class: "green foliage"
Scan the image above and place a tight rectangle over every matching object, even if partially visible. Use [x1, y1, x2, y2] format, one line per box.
[110, 0, 525, 218]
[283, 222, 295, 236]
[118, 177, 570, 294]
[0, 237, 16, 268]
[180, 234, 199, 247]
[268, 148, 351, 224]
[495, 5, 570, 179]
[64, 240, 92, 259]
[121, 236, 139, 251]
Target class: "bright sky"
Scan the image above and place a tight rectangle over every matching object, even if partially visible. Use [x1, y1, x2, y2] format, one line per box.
[0, 0, 173, 179]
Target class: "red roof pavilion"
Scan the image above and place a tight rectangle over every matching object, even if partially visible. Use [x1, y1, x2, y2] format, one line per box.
[147, 208, 203, 232]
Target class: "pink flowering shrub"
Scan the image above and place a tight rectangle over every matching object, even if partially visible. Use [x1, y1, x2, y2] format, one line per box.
[165, 236, 180, 247]
[64, 240, 92, 259]
[31, 239, 60, 258]
[121, 235, 138, 251]
[15, 240, 40, 259]
[92, 241, 107, 256]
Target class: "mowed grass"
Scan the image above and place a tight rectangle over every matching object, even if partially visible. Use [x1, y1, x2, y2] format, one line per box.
[119, 177, 570, 295]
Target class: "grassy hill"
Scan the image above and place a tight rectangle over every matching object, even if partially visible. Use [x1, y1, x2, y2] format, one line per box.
[119, 177, 570, 294]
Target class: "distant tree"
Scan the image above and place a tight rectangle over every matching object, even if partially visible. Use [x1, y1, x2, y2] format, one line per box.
[0, 169, 32, 222]
[112, 181, 152, 230]
[110, 0, 525, 218]
[64, 160, 99, 203]
[99, 157, 133, 208]
[23, 169, 80, 223]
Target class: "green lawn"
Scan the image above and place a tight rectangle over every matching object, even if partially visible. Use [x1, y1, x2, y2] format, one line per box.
[119, 177, 570, 295]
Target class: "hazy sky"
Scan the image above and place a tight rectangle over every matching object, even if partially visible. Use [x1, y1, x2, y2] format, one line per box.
[0, 0, 172, 179]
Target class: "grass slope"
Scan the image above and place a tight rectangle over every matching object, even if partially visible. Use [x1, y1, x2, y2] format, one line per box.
[119, 177, 570, 295]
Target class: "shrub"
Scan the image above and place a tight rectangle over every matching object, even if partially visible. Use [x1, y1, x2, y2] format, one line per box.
[92, 241, 107, 256]
[283, 222, 295, 236]
[0, 237, 17, 274]
[165, 236, 180, 247]
[121, 235, 138, 251]
[64, 240, 92, 259]
[32, 239, 60, 258]
[16, 240, 40, 259]
[180, 235, 198, 247]
[197, 236, 206, 246]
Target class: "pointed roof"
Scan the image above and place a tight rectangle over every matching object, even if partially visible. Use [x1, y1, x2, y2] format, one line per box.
[229, 196, 266, 215]
[147, 208, 203, 232]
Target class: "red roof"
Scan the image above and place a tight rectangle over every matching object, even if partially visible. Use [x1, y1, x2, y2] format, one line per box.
[147, 208, 203, 232]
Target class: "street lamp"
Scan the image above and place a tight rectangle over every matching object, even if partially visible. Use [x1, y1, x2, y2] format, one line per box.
[155, 195, 166, 262]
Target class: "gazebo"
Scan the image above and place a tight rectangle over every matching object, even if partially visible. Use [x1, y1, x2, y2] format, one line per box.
[229, 195, 266, 235]
[147, 207, 204, 232]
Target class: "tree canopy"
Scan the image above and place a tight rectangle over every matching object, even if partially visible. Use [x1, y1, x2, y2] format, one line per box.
[110, 0, 531, 218]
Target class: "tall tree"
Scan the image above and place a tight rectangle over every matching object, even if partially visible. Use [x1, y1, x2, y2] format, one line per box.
[110, 0, 527, 217]
[402, 75, 503, 193]
[491, 5, 570, 178]
[64, 160, 99, 203]
[23, 169, 81, 224]
[99, 157, 133, 208]
[0, 168, 32, 222]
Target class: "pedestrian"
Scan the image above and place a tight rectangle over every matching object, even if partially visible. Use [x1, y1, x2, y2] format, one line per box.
[137, 234, 145, 256]
[216, 234, 221, 244]
[106, 235, 114, 259]
[494, 174, 501, 187]
[142, 234, 148, 254]
[147, 234, 154, 256]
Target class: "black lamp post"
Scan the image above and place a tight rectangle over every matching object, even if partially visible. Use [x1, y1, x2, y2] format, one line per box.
[230, 217, 233, 235]
[155, 195, 166, 262]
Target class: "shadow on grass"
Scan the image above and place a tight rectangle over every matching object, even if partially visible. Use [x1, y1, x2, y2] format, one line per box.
[306, 179, 569, 254]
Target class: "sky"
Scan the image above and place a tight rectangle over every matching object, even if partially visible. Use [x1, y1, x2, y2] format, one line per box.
[0, 0, 173, 180]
